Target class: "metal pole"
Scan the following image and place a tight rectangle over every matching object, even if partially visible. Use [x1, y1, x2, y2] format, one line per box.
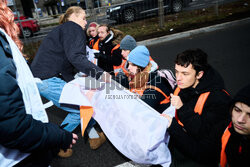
[215, 0, 219, 16]
[13, 0, 27, 42]
[33, 0, 40, 21]
[97, 0, 100, 14]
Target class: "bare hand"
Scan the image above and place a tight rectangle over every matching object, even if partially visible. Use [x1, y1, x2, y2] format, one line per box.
[170, 93, 183, 109]
[161, 114, 173, 128]
[69, 133, 78, 148]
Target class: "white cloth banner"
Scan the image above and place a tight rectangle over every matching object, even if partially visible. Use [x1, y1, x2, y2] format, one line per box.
[86, 46, 98, 65]
[59, 77, 174, 166]
[75, 46, 98, 78]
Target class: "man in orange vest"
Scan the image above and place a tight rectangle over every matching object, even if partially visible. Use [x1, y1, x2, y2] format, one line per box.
[220, 84, 250, 167]
[93, 24, 124, 75]
[161, 49, 231, 167]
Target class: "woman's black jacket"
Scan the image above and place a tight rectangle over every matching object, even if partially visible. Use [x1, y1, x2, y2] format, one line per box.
[31, 21, 103, 82]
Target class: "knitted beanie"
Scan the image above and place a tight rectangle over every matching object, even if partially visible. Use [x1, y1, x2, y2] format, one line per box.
[233, 84, 250, 107]
[120, 35, 137, 51]
[128, 45, 150, 68]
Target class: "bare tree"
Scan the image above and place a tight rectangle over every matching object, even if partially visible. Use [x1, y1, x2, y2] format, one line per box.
[158, 0, 164, 28]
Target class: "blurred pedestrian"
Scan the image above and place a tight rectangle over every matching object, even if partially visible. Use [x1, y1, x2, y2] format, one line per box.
[31, 6, 108, 151]
[161, 49, 231, 167]
[86, 22, 99, 49]
[220, 84, 250, 167]
[0, 1, 77, 166]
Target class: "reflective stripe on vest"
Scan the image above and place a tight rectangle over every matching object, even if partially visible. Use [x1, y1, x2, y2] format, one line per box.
[111, 44, 120, 54]
[130, 85, 170, 104]
[114, 59, 126, 76]
[174, 87, 210, 127]
[121, 60, 129, 76]
[93, 39, 100, 50]
[220, 123, 232, 167]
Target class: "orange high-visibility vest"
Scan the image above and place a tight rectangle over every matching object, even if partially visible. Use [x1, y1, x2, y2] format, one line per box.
[93, 39, 100, 50]
[120, 60, 129, 76]
[173, 87, 210, 127]
[130, 85, 170, 104]
[89, 39, 95, 48]
[220, 123, 232, 167]
[114, 59, 127, 76]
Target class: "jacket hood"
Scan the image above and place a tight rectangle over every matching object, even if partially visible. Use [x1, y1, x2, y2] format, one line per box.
[112, 28, 125, 45]
[103, 30, 114, 44]
[194, 65, 225, 94]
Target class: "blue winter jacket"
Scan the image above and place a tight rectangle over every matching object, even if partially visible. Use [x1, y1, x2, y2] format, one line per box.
[0, 32, 72, 153]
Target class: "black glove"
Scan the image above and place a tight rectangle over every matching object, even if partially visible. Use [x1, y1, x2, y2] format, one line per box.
[94, 52, 107, 60]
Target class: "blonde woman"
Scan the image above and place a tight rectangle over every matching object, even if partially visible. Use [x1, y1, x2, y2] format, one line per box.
[31, 6, 107, 151]
[86, 22, 99, 48]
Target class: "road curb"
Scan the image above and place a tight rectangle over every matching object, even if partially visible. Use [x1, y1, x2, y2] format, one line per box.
[138, 17, 250, 46]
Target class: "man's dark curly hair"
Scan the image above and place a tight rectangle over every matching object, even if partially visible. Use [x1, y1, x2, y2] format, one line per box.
[175, 48, 209, 74]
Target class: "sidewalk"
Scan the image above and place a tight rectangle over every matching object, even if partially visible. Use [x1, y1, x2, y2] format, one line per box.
[38, 16, 59, 26]
[138, 17, 250, 46]
[38, 7, 107, 27]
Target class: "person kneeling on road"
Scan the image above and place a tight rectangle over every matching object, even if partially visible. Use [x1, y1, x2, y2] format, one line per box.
[117, 45, 173, 113]
[161, 49, 231, 167]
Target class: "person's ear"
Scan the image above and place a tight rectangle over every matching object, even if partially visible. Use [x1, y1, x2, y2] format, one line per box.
[196, 71, 204, 80]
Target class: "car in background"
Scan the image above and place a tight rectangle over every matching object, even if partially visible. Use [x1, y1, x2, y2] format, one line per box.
[107, 0, 191, 23]
[14, 16, 40, 38]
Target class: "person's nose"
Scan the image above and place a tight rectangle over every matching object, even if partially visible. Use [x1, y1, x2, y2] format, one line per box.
[127, 64, 131, 71]
[121, 50, 125, 56]
[237, 113, 246, 124]
[176, 73, 182, 81]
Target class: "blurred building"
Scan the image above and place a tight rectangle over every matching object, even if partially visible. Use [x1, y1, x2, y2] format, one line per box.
[7, 0, 124, 17]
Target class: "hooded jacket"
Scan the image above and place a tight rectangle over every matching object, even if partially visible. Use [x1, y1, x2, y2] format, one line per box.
[168, 65, 231, 166]
[97, 30, 123, 74]
[117, 63, 173, 113]
[142, 71, 173, 113]
[0, 32, 72, 162]
[87, 35, 99, 49]
[224, 124, 250, 167]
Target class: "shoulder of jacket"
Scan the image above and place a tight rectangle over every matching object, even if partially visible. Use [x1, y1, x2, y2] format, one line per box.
[203, 89, 231, 106]
[0, 32, 12, 57]
[61, 21, 84, 33]
[0, 32, 15, 71]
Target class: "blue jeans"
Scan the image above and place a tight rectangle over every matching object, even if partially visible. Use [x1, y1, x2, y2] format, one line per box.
[37, 77, 95, 132]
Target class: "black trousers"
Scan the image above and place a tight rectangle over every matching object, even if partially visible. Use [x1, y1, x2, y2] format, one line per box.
[14, 149, 58, 167]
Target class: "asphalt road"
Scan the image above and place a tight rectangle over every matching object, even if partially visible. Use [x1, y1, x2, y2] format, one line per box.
[148, 18, 250, 96]
[26, 0, 240, 43]
[48, 19, 250, 167]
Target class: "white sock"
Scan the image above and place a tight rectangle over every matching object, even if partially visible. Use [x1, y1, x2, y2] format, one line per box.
[87, 127, 99, 139]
